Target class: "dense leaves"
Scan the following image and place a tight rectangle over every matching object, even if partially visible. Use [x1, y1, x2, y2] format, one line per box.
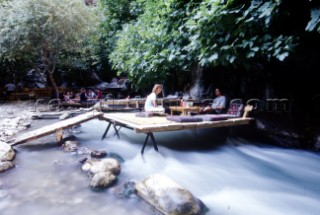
[109, 0, 198, 89]
[1, 0, 319, 92]
[108, 0, 318, 90]
[0, 0, 99, 91]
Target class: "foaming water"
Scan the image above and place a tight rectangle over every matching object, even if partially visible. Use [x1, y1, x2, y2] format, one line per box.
[1, 119, 320, 215]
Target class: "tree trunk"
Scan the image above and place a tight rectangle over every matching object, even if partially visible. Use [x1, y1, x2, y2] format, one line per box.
[188, 64, 204, 99]
[48, 70, 59, 100]
[41, 47, 60, 101]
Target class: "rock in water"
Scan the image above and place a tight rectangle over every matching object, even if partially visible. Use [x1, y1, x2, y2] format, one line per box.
[135, 173, 207, 215]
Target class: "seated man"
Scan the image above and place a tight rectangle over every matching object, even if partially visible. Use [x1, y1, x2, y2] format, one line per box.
[200, 88, 226, 114]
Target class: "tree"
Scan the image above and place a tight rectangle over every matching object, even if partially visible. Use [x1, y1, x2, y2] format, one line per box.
[109, 0, 197, 90]
[109, 0, 319, 92]
[95, 0, 137, 81]
[0, 0, 99, 98]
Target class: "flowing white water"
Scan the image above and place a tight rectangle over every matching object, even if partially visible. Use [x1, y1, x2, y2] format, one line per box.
[1, 118, 320, 215]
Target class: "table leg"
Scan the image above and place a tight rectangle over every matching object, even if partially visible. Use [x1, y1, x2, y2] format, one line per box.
[101, 122, 112, 140]
[141, 132, 158, 154]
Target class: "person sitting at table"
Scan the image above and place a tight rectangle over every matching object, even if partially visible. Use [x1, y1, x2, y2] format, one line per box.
[79, 88, 88, 103]
[144, 84, 165, 113]
[200, 87, 227, 114]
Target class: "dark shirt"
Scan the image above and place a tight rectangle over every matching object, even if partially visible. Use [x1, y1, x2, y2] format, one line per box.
[80, 92, 87, 102]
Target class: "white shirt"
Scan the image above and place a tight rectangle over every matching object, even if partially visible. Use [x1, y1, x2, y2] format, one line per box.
[144, 92, 156, 111]
[211, 95, 226, 113]
[144, 92, 164, 112]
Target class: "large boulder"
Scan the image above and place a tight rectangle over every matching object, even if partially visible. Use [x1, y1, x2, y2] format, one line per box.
[0, 141, 15, 161]
[81, 158, 121, 189]
[135, 174, 207, 215]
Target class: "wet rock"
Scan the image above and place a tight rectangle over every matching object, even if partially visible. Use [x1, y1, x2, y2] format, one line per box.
[62, 140, 79, 152]
[82, 158, 121, 176]
[135, 173, 207, 215]
[61, 134, 77, 142]
[17, 126, 28, 131]
[0, 141, 16, 161]
[118, 181, 136, 198]
[20, 122, 31, 128]
[79, 157, 88, 164]
[81, 158, 121, 190]
[90, 171, 117, 189]
[91, 150, 107, 158]
[4, 130, 15, 136]
[77, 147, 92, 155]
[0, 161, 15, 173]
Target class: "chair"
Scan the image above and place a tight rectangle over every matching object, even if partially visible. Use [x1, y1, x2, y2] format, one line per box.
[200, 99, 213, 107]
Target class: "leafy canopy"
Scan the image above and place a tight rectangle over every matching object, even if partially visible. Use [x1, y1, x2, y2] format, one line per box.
[0, 0, 99, 70]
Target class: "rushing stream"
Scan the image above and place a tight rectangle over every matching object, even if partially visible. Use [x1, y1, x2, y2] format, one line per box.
[1, 118, 320, 215]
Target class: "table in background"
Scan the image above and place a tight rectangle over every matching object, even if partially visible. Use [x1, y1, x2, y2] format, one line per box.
[169, 106, 201, 116]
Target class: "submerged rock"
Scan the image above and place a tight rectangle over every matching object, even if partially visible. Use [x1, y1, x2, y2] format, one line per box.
[118, 181, 136, 198]
[135, 174, 207, 215]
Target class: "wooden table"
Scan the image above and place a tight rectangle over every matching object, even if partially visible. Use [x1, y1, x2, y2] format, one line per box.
[169, 106, 201, 116]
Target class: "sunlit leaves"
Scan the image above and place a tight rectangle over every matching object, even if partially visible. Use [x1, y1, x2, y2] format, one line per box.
[306, 8, 320, 32]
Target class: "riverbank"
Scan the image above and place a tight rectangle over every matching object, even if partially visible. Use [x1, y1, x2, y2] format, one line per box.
[0, 101, 35, 142]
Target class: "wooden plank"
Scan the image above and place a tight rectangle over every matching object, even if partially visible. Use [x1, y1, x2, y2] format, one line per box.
[10, 111, 103, 146]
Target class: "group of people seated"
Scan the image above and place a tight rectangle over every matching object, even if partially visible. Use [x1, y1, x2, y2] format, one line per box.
[144, 84, 228, 115]
[63, 88, 103, 104]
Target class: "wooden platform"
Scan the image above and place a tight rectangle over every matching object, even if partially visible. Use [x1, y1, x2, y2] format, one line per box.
[101, 112, 253, 134]
[10, 111, 103, 146]
[100, 105, 254, 154]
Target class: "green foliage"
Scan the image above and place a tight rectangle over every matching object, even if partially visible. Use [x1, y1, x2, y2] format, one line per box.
[109, 0, 196, 89]
[94, 0, 138, 80]
[1, 0, 318, 91]
[108, 0, 320, 91]
[184, 0, 297, 68]
[0, 0, 99, 72]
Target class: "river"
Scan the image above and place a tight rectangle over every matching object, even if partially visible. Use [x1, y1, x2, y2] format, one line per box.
[1, 118, 320, 215]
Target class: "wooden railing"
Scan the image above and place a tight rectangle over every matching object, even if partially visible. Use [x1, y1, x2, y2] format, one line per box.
[2, 87, 70, 100]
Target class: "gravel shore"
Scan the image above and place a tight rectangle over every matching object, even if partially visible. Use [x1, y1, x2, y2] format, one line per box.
[0, 101, 36, 142]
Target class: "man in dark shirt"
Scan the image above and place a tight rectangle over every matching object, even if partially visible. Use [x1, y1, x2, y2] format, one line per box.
[79, 88, 87, 103]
